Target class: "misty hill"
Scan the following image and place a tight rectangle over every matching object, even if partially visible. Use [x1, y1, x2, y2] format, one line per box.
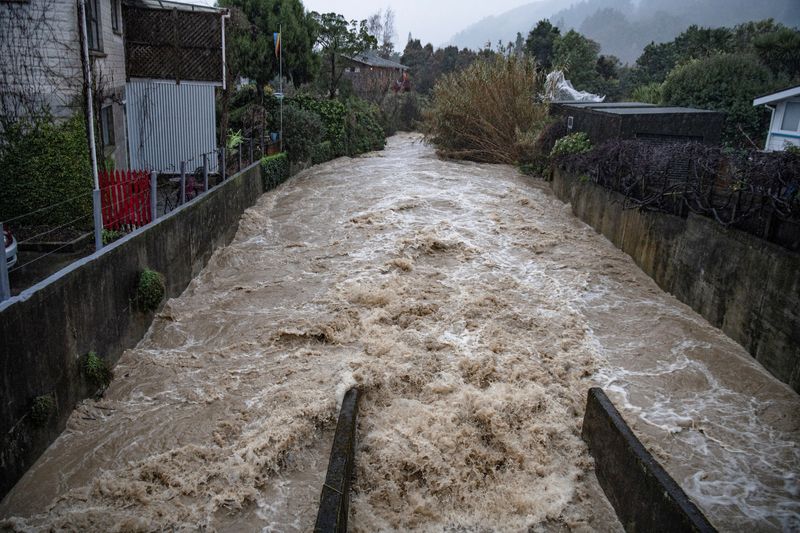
[448, 0, 800, 62]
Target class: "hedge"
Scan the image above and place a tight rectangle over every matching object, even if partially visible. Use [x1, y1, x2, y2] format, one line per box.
[0, 114, 93, 227]
[261, 152, 290, 190]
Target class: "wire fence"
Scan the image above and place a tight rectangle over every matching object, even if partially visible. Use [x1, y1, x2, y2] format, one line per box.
[558, 140, 800, 251]
[0, 140, 271, 302]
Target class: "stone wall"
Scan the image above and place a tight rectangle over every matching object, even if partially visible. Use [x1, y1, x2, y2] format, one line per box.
[551, 168, 800, 393]
[0, 162, 265, 499]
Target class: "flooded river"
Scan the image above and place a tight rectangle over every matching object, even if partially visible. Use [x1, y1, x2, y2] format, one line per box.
[1, 134, 798, 531]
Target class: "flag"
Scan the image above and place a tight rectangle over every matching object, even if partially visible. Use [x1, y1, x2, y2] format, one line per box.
[273, 32, 281, 58]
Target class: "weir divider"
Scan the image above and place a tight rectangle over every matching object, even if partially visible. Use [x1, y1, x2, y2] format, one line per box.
[582, 388, 717, 533]
[315, 388, 361, 533]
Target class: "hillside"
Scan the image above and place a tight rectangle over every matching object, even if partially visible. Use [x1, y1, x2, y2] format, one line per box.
[448, 0, 800, 62]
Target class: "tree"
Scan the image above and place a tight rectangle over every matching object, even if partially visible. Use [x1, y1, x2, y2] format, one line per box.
[552, 30, 602, 92]
[311, 12, 376, 99]
[662, 54, 777, 147]
[366, 7, 397, 58]
[524, 20, 560, 70]
[219, 0, 316, 94]
[752, 27, 800, 80]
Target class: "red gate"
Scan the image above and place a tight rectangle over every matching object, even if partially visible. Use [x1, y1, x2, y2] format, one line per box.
[99, 170, 152, 230]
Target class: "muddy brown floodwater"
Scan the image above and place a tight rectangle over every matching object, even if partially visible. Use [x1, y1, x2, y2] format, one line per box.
[1, 134, 798, 532]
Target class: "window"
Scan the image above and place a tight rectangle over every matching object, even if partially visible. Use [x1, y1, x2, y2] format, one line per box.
[110, 0, 120, 33]
[101, 105, 115, 146]
[85, 0, 102, 52]
[781, 102, 800, 132]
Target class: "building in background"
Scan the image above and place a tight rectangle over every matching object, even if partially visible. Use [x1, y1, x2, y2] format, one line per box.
[123, 0, 226, 174]
[753, 86, 800, 152]
[342, 51, 409, 100]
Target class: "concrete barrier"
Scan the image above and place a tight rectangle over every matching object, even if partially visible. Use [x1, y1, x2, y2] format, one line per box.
[0, 161, 266, 500]
[315, 388, 361, 533]
[582, 387, 716, 532]
[551, 168, 800, 393]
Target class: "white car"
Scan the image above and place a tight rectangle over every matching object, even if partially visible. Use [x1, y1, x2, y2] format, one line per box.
[4, 228, 17, 269]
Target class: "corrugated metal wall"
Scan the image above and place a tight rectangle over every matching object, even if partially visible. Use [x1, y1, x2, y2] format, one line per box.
[126, 80, 219, 173]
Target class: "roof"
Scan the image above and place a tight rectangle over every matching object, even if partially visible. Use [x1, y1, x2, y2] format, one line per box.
[557, 102, 718, 115]
[753, 85, 800, 106]
[123, 0, 225, 14]
[345, 51, 408, 70]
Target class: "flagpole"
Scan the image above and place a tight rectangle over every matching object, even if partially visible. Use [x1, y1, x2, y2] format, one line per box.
[279, 24, 283, 153]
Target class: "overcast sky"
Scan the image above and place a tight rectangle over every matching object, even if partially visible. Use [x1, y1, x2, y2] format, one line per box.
[175, 0, 532, 47]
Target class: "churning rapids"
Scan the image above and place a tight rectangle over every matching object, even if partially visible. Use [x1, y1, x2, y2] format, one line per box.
[1, 134, 798, 532]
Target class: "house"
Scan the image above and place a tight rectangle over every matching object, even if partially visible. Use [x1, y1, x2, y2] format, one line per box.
[550, 102, 723, 146]
[753, 85, 800, 152]
[0, 0, 226, 172]
[0, 0, 128, 168]
[342, 51, 409, 99]
[123, 0, 226, 173]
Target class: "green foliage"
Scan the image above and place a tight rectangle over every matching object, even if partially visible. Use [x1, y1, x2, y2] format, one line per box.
[280, 104, 326, 163]
[311, 11, 377, 99]
[311, 141, 333, 164]
[0, 114, 92, 226]
[344, 98, 386, 155]
[101, 229, 125, 245]
[30, 395, 55, 427]
[135, 269, 166, 312]
[551, 132, 592, 158]
[219, 0, 316, 87]
[661, 54, 776, 147]
[290, 94, 347, 156]
[226, 129, 244, 150]
[401, 40, 481, 96]
[380, 92, 426, 135]
[84, 351, 113, 389]
[261, 152, 290, 189]
[631, 82, 664, 104]
[524, 20, 560, 70]
[425, 55, 550, 164]
[553, 30, 602, 93]
[752, 27, 800, 80]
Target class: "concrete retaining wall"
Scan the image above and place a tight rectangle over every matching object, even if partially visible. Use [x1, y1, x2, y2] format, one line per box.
[0, 161, 265, 499]
[551, 168, 800, 393]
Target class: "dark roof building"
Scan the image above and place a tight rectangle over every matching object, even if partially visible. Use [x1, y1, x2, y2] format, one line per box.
[551, 102, 724, 146]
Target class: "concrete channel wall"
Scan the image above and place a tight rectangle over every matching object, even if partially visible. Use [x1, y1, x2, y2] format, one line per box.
[551, 168, 800, 394]
[0, 162, 265, 499]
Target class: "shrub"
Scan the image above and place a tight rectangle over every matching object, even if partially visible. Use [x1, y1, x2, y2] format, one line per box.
[380, 92, 426, 135]
[519, 118, 569, 176]
[30, 395, 55, 427]
[425, 55, 550, 164]
[661, 54, 777, 148]
[102, 228, 125, 245]
[290, 95, 347, 157]
[261, 152, 290, 189]
[344, 98, 386, 156]
[0, 114, 92, 226]
[136, 269, 166, 312]
[630, 82, 663, 104]
[551, 132, 592, 158]
[311, 141, 334, 165]
[84, 351, 113, 389]
[279, 104, 326, 163]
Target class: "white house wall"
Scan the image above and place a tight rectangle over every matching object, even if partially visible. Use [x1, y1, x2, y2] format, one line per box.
[767, 100, 800, 151]
[126, 80, 218, 174]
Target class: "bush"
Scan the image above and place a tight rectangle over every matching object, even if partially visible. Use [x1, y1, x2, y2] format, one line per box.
[135, 269, 166, 312]
[30, 394, 55, 427]
[279, 104, 326, 163]
[551, 132, 592, 158]
[344, 98, 386, 156]
[290, 95, 347, 157]
[630, 82, 663, 104]
[311, 141, 334, 165]
[520, 118, 569, 175]
[0, 114, 92, 226]
[661, 54, 777, 148]
[380, 92, 426, 135]
[425, 55, 550, 164]
[84, 351, 113, 389]
[261, 152, 290, 189]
